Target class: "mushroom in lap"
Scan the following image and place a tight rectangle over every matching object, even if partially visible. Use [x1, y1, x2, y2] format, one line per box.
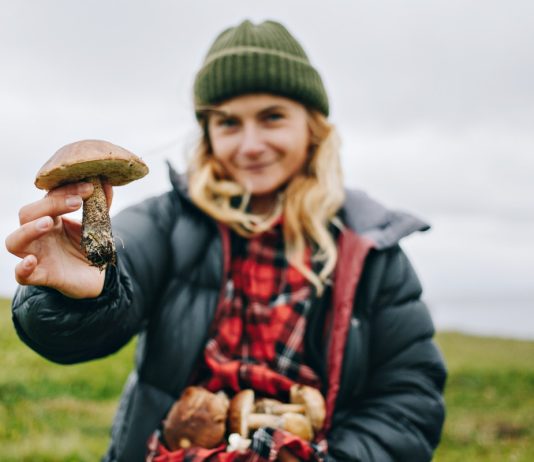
[163, 386, 229, 450]
[289, 384, 326, 433]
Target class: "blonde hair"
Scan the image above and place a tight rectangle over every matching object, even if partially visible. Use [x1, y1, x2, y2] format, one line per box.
[188, 109, 345, 295]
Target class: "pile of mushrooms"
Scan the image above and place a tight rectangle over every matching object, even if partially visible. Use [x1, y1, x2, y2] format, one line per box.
[35, 139, 149, 269]
[162, 384, 326, 451]
[228, 385, 326, 442]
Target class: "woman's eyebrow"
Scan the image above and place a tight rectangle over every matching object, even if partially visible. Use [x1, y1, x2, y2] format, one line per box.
[258, 105, 286, 115]
[198, 107, 231, 118]
[202, 105, 287, 119]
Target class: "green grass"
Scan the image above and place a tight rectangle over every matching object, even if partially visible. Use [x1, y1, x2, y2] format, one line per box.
[0, 298, 135, 461]
[1, 298, 533, 461]
[433, 333, 534, 461]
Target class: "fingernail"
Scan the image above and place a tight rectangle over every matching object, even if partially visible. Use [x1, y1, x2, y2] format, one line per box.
[66, 195, 82, 208]
[78, 182, 93, 194]
[23, 256, 34, 269]
[36, 216, 52, 230]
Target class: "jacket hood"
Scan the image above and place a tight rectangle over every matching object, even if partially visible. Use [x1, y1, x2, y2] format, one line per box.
[167, 162, 430, 249]
[340, 189, 430, 249]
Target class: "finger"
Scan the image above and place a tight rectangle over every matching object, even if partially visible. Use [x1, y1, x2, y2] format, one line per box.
[19, 183, 92, 225]
[47, 181, 94, 199]
[5, 216, 54, 257]
[19, 195, 81, 226]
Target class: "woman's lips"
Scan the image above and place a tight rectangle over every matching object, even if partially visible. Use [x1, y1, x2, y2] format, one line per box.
[240, 160, 277, 171]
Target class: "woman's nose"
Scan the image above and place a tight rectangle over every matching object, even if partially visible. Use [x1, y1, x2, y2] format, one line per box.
[237, 123, 265, 158]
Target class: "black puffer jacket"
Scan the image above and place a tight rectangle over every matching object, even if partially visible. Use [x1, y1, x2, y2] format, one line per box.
[12, 171, 446, 461]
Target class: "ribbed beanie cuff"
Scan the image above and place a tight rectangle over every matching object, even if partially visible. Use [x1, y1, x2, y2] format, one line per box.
[194, 20, 329, 116]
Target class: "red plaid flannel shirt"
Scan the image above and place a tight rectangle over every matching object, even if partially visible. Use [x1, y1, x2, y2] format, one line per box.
[147, 223, 327, 462]
[201, 223, 323, 395]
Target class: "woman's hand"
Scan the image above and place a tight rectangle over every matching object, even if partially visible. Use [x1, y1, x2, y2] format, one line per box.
[5, 181, 113, 299]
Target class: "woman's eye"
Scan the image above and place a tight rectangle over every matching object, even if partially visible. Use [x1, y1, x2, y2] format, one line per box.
[264, 112, 283, 122]
[217, 117, 238, 128]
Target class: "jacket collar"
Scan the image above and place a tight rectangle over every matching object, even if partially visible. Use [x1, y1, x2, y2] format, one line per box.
[167, 162, 430, 249]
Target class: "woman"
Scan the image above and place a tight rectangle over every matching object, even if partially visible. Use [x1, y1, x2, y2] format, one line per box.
[6, 20, 446, 462]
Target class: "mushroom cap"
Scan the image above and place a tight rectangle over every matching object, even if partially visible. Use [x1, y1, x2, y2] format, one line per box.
[35, 139, 149, 190]
[228, 389, 255, 437]
[163, 386, 228, 450]
[289, 384, 326, 432]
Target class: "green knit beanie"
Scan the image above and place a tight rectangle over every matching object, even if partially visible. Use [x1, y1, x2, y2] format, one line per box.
[194, 20, 329, 116]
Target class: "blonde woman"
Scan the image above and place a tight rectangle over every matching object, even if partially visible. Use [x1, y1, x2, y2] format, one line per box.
[7, 20, 446, 462]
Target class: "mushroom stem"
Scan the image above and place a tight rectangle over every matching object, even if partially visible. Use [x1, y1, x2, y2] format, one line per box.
[227, 433, 251, 452]
[248, 413, 314, 441]
[81, 176, 115, 269]
[254, 399, 306, 415]
[248, 413, 281, 430]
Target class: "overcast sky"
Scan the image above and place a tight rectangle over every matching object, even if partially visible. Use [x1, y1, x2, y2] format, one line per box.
[1, 0, 533, 337]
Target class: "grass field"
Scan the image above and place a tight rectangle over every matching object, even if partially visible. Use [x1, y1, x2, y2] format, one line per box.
[1, 298, 533, 461]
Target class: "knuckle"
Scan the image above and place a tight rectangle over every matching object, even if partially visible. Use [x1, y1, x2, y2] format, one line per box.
[15, 274, 30, 286]
[4, 231, 18, 253]
[46, 185, 65, 197]
[4, 235, 13, 253]
[14, 267, 28, 285]
[18, 205, 31, 225]
[45, 194, 62, 212]
[47, 194, 58, 209]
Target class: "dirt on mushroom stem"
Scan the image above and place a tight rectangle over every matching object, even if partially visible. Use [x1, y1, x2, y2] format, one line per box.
[81, 176, 115, 269]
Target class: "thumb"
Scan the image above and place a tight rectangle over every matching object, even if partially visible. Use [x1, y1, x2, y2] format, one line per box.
[15, 255, 48, 287]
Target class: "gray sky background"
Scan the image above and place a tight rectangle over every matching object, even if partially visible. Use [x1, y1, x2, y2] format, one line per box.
[1, 0, 533, 338]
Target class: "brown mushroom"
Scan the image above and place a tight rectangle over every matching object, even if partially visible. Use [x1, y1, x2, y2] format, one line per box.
[228, 390, 314, 441]
[277, 412, 314, 442]
[35, 139, 149, 269]
[289, 385, 326, 432]
[255, 386, 326, 434]
[163, 386, 229, 450]
[228, 389, 256, 437]
[254, 397, 305, 415]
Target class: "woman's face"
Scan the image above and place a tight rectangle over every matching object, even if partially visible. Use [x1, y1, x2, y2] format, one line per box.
[207, 94, 310, 207]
